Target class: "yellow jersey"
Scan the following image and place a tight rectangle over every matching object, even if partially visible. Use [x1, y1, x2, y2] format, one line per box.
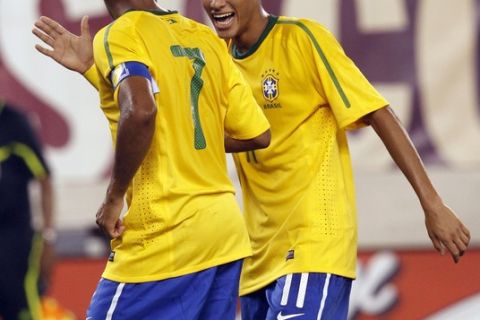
[230, 16, 389, 295]
[91, 9, 269, 283]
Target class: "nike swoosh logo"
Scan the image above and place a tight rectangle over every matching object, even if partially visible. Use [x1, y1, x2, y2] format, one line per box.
[277, 312, 305, 320]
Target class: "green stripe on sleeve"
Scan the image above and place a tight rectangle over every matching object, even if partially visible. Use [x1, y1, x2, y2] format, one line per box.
[103, 23, 115, 70]
[0, 146, 9, 162]
[12, 143, 47, 178]
[278, 20, 351, 108]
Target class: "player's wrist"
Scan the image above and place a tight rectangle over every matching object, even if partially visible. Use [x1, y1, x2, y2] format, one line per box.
[420, 193, 443, 213]
[42, 227, 58, 244]
[105, 179, 127, 203]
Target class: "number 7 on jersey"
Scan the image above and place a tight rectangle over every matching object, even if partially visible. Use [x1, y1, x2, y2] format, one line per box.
[170, 45, 207, 150]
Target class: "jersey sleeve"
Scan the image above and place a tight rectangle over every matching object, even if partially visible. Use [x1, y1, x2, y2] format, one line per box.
[304, 20, 389, 130]
[93, 19, 154, 92]
[13, 109, 50, 179]
[83, 64, 101, 91]
[224, 57, 270, 140]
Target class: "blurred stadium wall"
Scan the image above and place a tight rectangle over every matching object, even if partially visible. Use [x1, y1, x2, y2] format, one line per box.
[1, 0, 479, 319]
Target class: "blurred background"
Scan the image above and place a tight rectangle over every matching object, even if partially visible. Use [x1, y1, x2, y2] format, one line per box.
[1, 0, 479, 319]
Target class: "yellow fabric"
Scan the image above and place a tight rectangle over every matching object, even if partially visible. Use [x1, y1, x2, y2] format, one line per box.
[92, 10, 269, 283]
[230, 16, 389, 295]
[82, 64, 100, 89]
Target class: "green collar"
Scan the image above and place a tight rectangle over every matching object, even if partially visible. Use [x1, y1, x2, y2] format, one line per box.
[231, 15, 278, 60]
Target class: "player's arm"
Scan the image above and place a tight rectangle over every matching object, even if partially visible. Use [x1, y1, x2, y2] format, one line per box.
[363, 106, 471, 263]
[38, 175, 55, 288]
[39, 177, 54, 232]
[223, 54, 271, 153]
[307, 23, 470, 262]
[96, 70, 157, 239]
[18, 111, 57, 288]
[224, 129, 270, 153]
[32, 16, 99, 89]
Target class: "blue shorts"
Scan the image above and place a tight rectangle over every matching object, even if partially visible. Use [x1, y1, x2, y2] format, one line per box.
[86, 260, 242, 320]
[240, 273, 352, 320]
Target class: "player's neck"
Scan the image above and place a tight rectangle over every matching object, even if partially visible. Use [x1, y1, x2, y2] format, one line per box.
[233, 9, 269, 54]
[108, 0, 161, 19]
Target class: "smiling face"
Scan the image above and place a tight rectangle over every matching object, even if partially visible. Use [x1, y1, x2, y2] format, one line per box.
[202, 0, 261, 40]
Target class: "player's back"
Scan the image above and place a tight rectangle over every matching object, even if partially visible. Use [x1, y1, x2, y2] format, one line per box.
[92, 10, 257, 282]
[96, 10, 235, 199]
[139, 11, 237, 197]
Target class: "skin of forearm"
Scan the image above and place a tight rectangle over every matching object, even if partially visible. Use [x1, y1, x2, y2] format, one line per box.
[224, 136, 254, 153]
[40, 177, 54, 229]
[224, 130, 271, 153]
[106, 80, 157, 201]
[366, 106, 441, 211]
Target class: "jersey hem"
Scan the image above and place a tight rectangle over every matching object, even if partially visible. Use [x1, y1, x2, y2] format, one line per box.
[101, 251, 252, 283]
[239, 268, 356, 296]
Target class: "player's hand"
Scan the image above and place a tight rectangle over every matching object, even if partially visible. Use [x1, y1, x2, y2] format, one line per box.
[32, 15, 93, 73]
[96, 196, 125, 239]
[424, 202, 470, 263]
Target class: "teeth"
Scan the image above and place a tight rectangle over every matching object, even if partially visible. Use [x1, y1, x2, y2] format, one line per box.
[213, 13, 233, 19]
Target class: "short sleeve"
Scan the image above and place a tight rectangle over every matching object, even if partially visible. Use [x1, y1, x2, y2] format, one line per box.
[83, 64, 101, 91]
[224, 58, 270, 140]
[93, 20, 153, 84]
[305, 21, 389, 129]
[93, 18, 158, 106]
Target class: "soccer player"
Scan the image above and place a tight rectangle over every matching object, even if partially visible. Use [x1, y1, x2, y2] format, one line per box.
[201, 0, 471, 319]
[33, 0, 271, 319]
[33, 1, 471, 319]
[0, 102, 55, 320]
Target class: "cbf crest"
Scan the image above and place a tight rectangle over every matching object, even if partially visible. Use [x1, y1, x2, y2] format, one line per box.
[261, 69, 280, 102]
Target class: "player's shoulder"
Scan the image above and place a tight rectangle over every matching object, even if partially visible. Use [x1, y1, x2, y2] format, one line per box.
[0, 104, 28, 126]
[275, 16, 337, 43]
[93, 10, 154, 40]
[175, 15, 225, 44]
[173, 17, 229, 58]
[93, 20, 115, 49]
[92, 12, 140, 56]
[94, 11, 137, 38]
[276, 16, 330, 32]
[0, 104, 34, 141]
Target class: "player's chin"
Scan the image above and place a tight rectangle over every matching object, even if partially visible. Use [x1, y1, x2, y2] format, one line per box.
[214, 27, 237, 41]
[211, 21, 238, 40]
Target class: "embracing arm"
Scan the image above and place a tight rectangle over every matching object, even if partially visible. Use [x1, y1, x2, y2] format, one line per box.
[363, 106, 470, 263]
[225, 129, 271, 153]
[95, 76, 157, 238]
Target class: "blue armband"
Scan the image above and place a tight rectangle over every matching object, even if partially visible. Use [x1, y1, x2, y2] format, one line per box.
[110, 61, 159, 94]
